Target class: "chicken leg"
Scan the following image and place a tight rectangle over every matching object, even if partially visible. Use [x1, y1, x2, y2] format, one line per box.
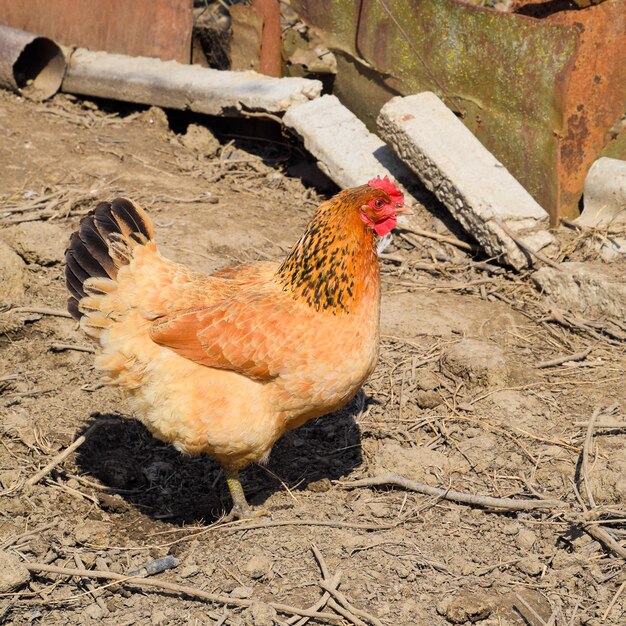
[224, 469, 270, 520]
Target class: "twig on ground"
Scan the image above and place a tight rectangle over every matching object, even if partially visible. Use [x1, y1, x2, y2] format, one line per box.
[214, 609, 229, 626]
[496, 219, 561, 270]
[23, 563, 342, 622]
[49, 342, 96, 354]
[399, 225, 477, 253]
[514, 594, 549, 626]
[9, 307, 72, 318]
[582, 524, 626, 561]
[144, 519, 399, 551]
[25, 421, 112, 488]
[581, 407, 601, 509]
[287, 572, 341, 626]
[49, 479, 99, 505]
[0, 522, 57, 550]
[574, 421, 626, 429]
[327, 598, 369, 626]
[322, 585, 383, 626]
[602, 580, 626, 622]
[536, 347, 592, 369]
[73, 554, 108, 613]
[570, 479, 626, 560]
[342, 474, 566, 511]
[310, 545, 382, 626]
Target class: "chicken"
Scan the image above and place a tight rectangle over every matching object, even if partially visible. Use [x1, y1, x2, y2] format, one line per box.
[65, 177, 411, 519]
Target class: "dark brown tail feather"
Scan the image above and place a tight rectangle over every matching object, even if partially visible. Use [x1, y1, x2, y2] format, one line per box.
[65, 198, 154, 320]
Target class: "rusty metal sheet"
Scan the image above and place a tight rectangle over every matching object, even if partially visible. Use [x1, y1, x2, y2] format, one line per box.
[230, 3, 264, 72]
[252, 0, 282, 77]
[0, 0, 192, 63]
[230, 1, 282, 76]
[292, 0, 626, 224]
[550, 2, 626, 219]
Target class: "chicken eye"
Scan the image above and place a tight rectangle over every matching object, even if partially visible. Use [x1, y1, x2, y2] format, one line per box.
[374, 199, 385, 209]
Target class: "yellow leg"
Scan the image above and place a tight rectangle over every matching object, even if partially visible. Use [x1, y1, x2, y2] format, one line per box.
[223, 469, 272, 520]
[224, 469, 252, 519]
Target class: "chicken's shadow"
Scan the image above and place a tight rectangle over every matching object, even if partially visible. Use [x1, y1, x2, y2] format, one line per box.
[75, 394, 368, 525]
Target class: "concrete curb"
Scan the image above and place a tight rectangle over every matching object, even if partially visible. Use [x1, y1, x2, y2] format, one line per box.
[62, 49, 322, 116]
[378, 92, 557, 270]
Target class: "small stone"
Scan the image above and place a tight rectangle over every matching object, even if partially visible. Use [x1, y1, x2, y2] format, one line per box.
[306, 478, 331, 492]
[81, 603, 104, 621]
[366, 502, 390, 518]
[436, 597, 451, 616]
[0, 551, 30, 592]
[395, 564, 410, 579]
[181, 123, 219, 156]
[501, 522, 520, 536]
[441, 340, 508, 388]
[143, 461, 173, 483]
[150, 608, 168, 626]
[461, 563, 475, 576]
[415, 390, 441, 409]
[1, 222, 67, 266]
[516, 528, 537, 551]
[230, 585, 254, 599]
[244, 554, 271, 580]
[75, 520, 110, 545]
[98, 493, 130, 513]
[442, 591, 493, 623]
[80, 552, 97, 568]
[247, 602, 277, 626]
[178, 562, 199, 578]
[139, 106, 169, 132]
[203, 563, 216, 577]
[416, 371, 440, 391]
[0, 469, 21, 490]
[95, 556, 109, 571]
[516, 555, 543, 576]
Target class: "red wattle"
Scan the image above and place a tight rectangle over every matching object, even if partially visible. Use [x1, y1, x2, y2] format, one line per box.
[373, 216, 397, 236]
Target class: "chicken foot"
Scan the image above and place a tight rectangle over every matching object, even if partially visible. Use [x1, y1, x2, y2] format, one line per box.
[224, 469, 271, 521]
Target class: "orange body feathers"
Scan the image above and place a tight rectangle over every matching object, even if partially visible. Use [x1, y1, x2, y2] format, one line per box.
[65, 179, 408, 515]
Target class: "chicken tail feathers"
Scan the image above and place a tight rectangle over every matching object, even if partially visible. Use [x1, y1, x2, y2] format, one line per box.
[65, 198, 155, 326]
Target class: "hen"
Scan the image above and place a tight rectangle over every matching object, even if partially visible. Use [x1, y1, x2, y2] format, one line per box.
[65, 177, 410, 518]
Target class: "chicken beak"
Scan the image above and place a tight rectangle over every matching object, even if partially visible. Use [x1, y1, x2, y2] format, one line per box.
[395, 203, 414, 216]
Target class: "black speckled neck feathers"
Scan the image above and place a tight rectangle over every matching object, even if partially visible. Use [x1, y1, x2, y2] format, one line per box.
[276, 187, 380, 314]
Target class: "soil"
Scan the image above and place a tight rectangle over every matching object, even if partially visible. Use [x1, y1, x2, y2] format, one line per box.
[1, 90, 624, 626]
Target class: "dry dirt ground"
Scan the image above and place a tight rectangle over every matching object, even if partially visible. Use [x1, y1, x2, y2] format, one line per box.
[0, 90, 624, 626]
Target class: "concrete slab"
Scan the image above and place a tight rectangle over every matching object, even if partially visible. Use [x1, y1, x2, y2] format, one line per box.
[577, 158, 626, 261]
[283, 94, 417, 195]
[378, 92, 557, 270]
[62, 49, 322, 115]
[533, 262, 626, 320]
[580, 157, 626, 228]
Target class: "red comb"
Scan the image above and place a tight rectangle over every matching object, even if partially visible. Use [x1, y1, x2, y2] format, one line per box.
[367, 176, 403, 201]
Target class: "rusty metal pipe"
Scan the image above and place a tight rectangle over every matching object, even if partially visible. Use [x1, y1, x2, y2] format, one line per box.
[0, 24, 65, 100]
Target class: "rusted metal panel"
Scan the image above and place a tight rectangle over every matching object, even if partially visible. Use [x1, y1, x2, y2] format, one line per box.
[550, 2, 626, 219]
[230, 1, 282, 76]
[0, 0, 193, 63]
[252, 0, 282, 77]
[230, 3, 264, 72]
[292, 0, 626, 223]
